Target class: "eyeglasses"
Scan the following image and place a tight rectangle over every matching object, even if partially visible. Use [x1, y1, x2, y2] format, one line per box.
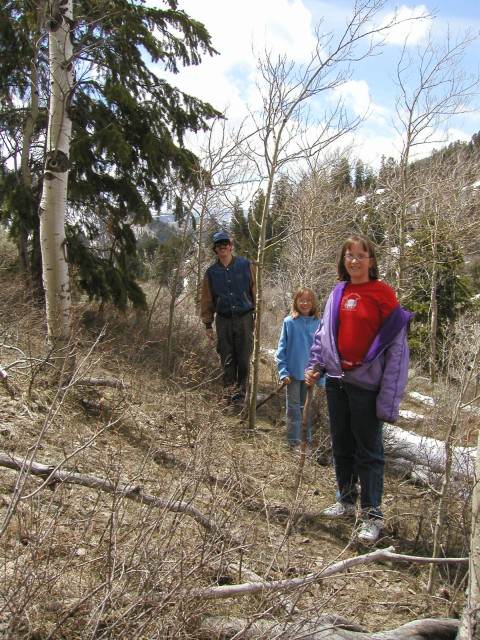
[344, 253, 371, 262]
[298, 299, 312, 304]
[215, 241, 230, 248]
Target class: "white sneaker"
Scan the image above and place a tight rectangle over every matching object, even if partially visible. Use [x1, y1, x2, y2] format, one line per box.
[358, 519, 383, 543]
[322, 502, 356, 518]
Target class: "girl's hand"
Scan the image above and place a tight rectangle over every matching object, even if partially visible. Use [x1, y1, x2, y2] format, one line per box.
[305, 368, 320, 387]
[283, 376, 291, 385]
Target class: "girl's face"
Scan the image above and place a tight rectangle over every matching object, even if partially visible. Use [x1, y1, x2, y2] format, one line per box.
[297, 294, 313, 316]
[344, 241, 372, 284]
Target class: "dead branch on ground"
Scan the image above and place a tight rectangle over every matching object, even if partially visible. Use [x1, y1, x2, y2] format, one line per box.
[0, 451, 238, 545]
[192, 546, 467, 600]
[199, 615, 459, 639]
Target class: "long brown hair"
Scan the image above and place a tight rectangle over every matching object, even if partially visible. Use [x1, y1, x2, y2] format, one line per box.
[291, 287, 320, 319]
[337, 234, 379, 281]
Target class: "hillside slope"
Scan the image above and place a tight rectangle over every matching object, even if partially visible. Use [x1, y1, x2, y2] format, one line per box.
[0, 271, 471, 639]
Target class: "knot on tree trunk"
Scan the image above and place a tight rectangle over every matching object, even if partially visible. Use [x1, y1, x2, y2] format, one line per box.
[46, 0, 69, 31]
[45, 150, 69, 173]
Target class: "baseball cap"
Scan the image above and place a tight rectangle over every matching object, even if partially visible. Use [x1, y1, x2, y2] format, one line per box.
[212, 231, 231, 246]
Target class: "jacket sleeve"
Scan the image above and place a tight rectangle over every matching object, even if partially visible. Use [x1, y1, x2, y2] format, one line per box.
[376, 326, 410, 423]
[307, 320, 326, 372]
[200, 273, 214, 326]
[276, 319, 289, 379]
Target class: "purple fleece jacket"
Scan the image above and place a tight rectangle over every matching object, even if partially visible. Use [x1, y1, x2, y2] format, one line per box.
[307, 281, 414, 423]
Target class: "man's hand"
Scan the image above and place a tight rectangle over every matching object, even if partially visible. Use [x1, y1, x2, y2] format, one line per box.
[205, 327, 215, 342]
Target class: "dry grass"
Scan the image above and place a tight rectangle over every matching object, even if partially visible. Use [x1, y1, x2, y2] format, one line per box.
[0, 252, 475, 638]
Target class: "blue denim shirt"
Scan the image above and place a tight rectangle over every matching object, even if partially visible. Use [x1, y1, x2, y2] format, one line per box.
[203, 256, 255, 321]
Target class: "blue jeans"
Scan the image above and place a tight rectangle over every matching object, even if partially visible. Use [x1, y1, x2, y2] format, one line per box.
[286, 379, 311, 445]
[325, 377, 384, 517]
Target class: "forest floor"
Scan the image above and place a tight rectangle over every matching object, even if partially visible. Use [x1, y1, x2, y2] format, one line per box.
[0, 265, 476, 638]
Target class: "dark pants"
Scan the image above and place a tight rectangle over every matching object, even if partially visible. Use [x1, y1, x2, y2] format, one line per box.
[325, 377, 384, 517]
[215, 312, 253, 403]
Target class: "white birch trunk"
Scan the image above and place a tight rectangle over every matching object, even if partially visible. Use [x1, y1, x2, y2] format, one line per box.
[457, 431, 480, 639]
[39, 0, 73, 349]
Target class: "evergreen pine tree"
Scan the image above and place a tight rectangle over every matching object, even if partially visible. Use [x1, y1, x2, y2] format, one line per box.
[0, 0, 221, 309]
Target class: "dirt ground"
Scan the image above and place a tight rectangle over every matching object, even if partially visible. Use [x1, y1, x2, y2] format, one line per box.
[0, 271, 473, 638]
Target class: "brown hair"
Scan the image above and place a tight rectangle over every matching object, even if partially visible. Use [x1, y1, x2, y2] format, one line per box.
[337, 234, 379, 281]
[291, 287, 320, 319]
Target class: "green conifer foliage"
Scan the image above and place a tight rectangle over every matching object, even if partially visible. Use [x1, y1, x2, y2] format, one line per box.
[0, 0, 221, 309]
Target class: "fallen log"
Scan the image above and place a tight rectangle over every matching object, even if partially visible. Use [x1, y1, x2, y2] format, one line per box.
[384, 424, 476, 481]
[199, 615, 458, 639]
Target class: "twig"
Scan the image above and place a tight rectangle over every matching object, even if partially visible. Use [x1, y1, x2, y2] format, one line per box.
[74, 377, 131, 389]
[255, 382, 285, 410]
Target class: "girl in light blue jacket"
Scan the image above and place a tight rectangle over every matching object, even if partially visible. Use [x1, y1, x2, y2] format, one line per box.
[276, 287, 322, 447]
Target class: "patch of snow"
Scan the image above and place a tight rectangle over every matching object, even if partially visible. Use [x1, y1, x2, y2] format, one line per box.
[398, 409, 424, 420]
[408, 391, 435, 406]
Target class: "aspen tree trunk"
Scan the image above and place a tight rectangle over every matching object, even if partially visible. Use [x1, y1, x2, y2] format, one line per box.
[457, 430, 480, 639]
[166, 214, 191, 372]
[397, 154, 410, 298]
[429, 241, 438, 384]
[247, 165, 278, 431]
[194, 195, 208, 314]
[39, 0, 74, 356]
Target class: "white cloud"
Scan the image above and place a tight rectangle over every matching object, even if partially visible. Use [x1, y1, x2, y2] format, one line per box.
[332, 80, 372, 119]
[183, 0, 316, 63]
[150, 0, 478, 170]
[154, 0, 318, 119]
[377, 4, 433, 46]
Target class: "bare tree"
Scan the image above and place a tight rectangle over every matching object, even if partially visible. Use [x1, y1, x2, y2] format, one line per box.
[189, 117, 257, 313]
[244, 0, 408, 429]
[389, 26, 480, 298]
[278, 152, 357, 301]
[38, 0, 74, 357]
[457, 429, 480, 639]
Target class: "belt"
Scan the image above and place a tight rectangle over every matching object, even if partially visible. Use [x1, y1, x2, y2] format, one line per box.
[216, 309, 253, 319]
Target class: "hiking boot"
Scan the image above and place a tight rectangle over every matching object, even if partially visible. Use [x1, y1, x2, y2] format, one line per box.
[358, 518, 383, 543]
[322, 502, 356, 518]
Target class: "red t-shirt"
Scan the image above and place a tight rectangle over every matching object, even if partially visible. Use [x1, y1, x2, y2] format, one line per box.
[338, 280, 398, 370]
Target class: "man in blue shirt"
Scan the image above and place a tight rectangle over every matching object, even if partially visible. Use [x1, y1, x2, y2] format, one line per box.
[200, 231, 256, 410]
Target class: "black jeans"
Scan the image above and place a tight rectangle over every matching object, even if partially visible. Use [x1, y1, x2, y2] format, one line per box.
[325, 376, 384, 518]
[215, 312, 254, 403]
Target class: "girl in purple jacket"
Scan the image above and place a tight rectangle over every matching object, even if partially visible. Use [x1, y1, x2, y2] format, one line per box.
[305, 234, 412, 544]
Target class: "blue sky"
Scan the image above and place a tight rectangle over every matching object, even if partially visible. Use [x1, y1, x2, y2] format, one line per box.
[159, 1, 480, 171]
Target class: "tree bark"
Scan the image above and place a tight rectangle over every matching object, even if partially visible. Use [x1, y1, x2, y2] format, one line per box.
[39, 0, 74, 353]
[456, 431, 480, 639]
[384, 424, 476, 482]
